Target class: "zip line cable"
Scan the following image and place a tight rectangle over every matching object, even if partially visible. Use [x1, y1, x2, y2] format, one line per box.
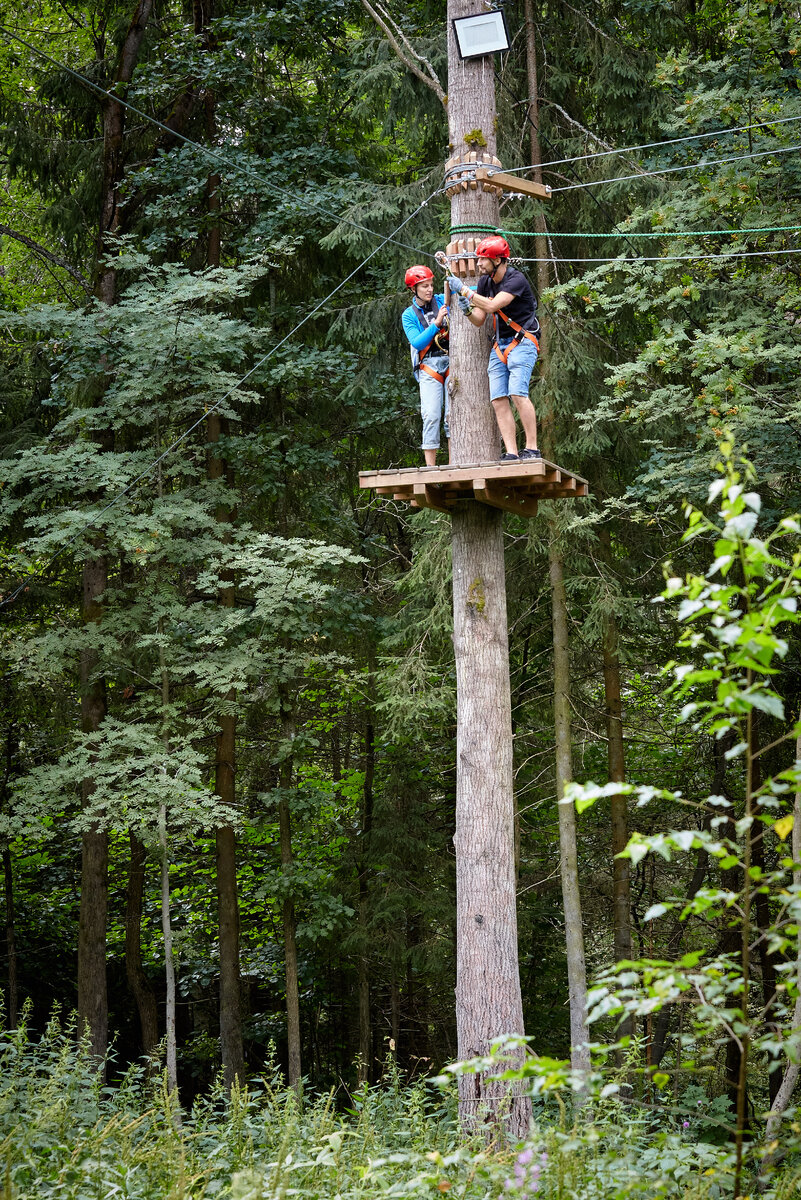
[549, 141, 801, 192]
[514, 248, 801, 263]
[502, 111, 801, 176]
[0, 188, 440, 612]
[0, 24, 438, 262]
[494, 73, 648, 264]
[499, 223, 801, 239]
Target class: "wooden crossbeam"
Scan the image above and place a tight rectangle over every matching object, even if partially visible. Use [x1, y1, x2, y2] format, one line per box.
[474, 168, 552, 200]
[413, 482, 452, 514]
[473, 480, 539, 517]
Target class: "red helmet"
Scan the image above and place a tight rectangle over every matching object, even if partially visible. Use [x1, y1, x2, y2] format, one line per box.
[404, 265, 434, 289]
[476, 235, 510, 260]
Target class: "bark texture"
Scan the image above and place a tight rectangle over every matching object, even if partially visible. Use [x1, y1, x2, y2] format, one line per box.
[446, 0, 529, 1139]
[278, 699, 302, 1091]
[125, 832, 159, 1056]
[3, 845, 17, 1028]
[78, 548, 109, 1062]
[549, 541, 591, 1074]
[452, 505, 528, 1136]
[357, 698, 375, 1082]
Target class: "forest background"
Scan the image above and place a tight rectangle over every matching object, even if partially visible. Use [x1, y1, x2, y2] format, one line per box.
[2, 0, 801, 1196]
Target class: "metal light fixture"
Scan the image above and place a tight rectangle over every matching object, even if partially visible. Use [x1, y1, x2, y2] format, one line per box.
[452, 9, 510, 60]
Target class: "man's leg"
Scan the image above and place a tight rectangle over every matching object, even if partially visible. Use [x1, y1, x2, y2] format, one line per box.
[506, 341, 539, 449]
[513, 393, 538, 449]
[491, 396, 519, 454]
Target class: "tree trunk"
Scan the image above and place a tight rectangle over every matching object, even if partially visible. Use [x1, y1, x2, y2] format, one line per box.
[446, 0, 529, 1138]
[3, 845, 17, 1028]
[208, 415, 244, 1090]
[549, 541, 591, 1075]
[159, 804, 179, 1101]
[749, 717, 780, 1104]
[357, 697, 375, 1083]
[78, 549, 109, 1063]
[524, 0, 590, 1079]
[125, 832, 159, 1056]
[278, 696, 302, 1092]
[2, 724, 19, 1028]
[201, 4, 244, 1088]
[79, 0, 155, 1069]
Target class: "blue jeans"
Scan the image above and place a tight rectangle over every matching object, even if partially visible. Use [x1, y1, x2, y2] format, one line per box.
[419, 360, 450, 450]
[488, 338, 538, 400]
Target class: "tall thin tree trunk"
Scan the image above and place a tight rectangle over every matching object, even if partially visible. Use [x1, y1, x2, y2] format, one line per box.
[734, 682, 756, 1199]
[159, 803, 179, 1100]
[125, 832, 159, 1056]
[447, 0, 529, 1138]
[2, 723, 19, 1028]
[749, 717, 780, 1104]
[3, 845, 17, 1028]
[278, 696, 302, 1092]
[200, 0, 244, 1089]
[525, 0, 590, 1078]
[78, 550, 109, 1062]
[357, 690, 375, 1082]
[79, 0, 155, 1069]
[155, 443, 179, 1102]
[549, 543, 591, 1075]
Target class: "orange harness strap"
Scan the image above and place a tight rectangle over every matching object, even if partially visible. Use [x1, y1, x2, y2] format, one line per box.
[419, 340, 449, 385]
[493, 309, 540, 364]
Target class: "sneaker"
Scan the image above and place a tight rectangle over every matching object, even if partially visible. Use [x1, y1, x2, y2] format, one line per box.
[499, 452, 519, 462]
[520, 447, 542, 460]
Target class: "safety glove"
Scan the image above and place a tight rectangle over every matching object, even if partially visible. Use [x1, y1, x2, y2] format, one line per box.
[446, 275, 467, 296]
[455, 294, 472, 314]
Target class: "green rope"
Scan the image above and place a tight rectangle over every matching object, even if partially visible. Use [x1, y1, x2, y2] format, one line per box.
[498, 223, 801, 238]
[448, 224, 498, 236]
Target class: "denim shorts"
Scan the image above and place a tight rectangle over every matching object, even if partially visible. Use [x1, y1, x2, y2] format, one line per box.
[487, 337, 538, 401]
[418, 359, 450, 450]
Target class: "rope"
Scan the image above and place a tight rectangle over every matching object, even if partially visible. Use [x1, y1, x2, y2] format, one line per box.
[0, 25, 439, 263]
[514, 248, 801, 263]
[449, 225, 498, 236]
[550, 142, 801, 193]
[502, 111, 801, 176]
[499, 224, 801, 239]
[0, 187, 441, 611]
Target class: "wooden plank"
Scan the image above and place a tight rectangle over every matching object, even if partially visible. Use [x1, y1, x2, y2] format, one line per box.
[474, 168, 552, 200]
[361, 461, 554, 490]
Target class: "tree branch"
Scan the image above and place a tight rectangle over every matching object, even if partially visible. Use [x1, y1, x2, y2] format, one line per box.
[360, 0, 446, 107]
[0, 223, 90, 291]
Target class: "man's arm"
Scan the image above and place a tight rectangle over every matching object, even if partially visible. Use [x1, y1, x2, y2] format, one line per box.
[446, 274, 514, 321]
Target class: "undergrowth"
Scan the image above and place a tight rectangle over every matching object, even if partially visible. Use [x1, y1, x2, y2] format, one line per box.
[1, 1013, 799, 1198]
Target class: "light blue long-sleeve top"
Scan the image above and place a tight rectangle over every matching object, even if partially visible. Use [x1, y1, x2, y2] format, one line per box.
[401, 295, 447, 379]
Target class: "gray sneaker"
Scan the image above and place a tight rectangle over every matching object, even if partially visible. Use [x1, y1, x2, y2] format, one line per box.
[499, 452, 519, 462]
[520, 447, 542, 460]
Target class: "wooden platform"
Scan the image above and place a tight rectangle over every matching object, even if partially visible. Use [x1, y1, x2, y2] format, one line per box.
[359, 458, 589, 518]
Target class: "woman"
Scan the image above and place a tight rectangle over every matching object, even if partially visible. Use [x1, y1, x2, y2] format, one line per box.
[401, 265, 450, 466]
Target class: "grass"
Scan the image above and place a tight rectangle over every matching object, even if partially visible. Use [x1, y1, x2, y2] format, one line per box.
[1, 1013, 799, 1199]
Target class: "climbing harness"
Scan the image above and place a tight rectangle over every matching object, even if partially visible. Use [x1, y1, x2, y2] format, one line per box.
[492, 309, 539, 365]
[418, 301, 450, 383]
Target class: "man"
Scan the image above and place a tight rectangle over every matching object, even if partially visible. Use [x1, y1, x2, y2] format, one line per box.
[447, 236, 541, 462]
[401, 265, 450, 467]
